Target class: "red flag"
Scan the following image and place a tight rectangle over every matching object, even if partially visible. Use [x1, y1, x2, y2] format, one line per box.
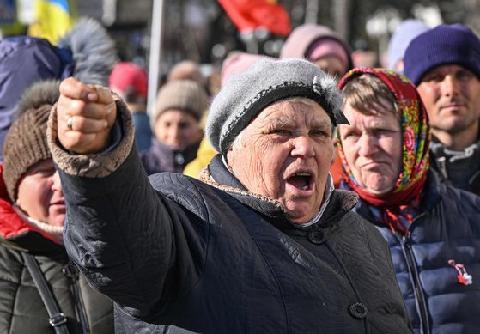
[218, 0, 291, 36]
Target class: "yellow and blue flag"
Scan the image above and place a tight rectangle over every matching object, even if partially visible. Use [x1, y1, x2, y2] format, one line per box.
[28, 0, 76, 44]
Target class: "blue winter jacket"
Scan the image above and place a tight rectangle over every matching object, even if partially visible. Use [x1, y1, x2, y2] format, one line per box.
[353, 173, 480, 334]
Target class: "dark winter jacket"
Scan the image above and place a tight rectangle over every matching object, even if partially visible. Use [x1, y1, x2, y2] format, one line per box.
[429, 140, 480, 196]
[140, 138, 200, 174]
[50, 103, 412, 334]
[0, 167, 113, 334]
[353, 172, 480, 334]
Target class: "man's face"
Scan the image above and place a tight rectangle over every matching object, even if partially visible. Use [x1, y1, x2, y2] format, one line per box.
[154, 109, 202, 150]
[227, 98, 335, 224]
[417, 64, 480, 137]
[339, 100, 402, 196]
[16, 159, 65, 227]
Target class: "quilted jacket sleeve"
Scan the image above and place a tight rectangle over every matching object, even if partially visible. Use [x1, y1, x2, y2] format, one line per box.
[48, 101, 208, 320]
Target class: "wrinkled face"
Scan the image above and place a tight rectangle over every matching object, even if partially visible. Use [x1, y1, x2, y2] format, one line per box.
[154, 109, 202, 150]
[313, 56, 347, 78]
[417, 64, 480, 136]
[16, 159, 65, 227]
[339, 100, 402, 196]
[227, 98, 335, 224]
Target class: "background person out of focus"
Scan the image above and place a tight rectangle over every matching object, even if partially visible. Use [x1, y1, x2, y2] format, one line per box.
[183, 51, 267, 178]
[280, 24, 353, 78]
[0, 18, 116, 334]
[0, 82, 113, 334]
[141, 80, 208, 174]
[168, 60, 209, 95]
[0, 34, 77, 161]
[110, 62, 152, 152]
[337, 68, 480, 334]
[386, 19, 429, 74]
[404, 24, 480, 195]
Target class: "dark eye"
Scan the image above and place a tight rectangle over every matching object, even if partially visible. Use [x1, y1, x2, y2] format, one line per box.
[457, 70, 474, 81]
[179, 122, 191, 130]
[270, 129, 291, 136]
[341, 130, 359, 140]
[373, 129, 398, 137]
[423, 74, 444, 82]
[37, 168, 56, 178]
[310, 129, 329, 137]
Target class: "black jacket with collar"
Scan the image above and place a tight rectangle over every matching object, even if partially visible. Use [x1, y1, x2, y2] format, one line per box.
[60, 144, 412, 334]
[429, 139, 480, 195]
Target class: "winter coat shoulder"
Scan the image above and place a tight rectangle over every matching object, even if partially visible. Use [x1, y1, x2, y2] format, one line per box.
[355, 172, 480, 334]
[49, 103, 412, 334]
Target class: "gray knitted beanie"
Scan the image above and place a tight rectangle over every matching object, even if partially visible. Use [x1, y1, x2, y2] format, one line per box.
[151, 80, 209, 130]
[206, 58, 348, 156]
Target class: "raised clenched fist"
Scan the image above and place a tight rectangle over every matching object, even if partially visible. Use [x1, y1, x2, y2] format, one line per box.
[57, 77, 117, 154]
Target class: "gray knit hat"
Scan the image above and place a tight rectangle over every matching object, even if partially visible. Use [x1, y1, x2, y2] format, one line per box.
[3, 81, 60, 202]
[151, 80, 209, 130]
[206, 58, 348, 156]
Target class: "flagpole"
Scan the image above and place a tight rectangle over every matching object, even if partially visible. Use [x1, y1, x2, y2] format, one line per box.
[147, 0, 164, 116]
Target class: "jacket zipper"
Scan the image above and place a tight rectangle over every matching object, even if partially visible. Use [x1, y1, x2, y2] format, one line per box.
[63, 264, 90, 334]
[399, 234, 430, 334]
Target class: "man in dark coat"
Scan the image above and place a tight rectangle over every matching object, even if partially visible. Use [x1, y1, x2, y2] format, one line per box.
[49, 58, 412, 333]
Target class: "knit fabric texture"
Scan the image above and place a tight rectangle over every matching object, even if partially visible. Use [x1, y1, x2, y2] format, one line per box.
[151, 80, 209, 129]
[387, 20, 429, 70]
[404, 24, 480, 85]
[167, 61, 205, 87]
[2, 81, 59, 202]
[206, 58, 348, 156]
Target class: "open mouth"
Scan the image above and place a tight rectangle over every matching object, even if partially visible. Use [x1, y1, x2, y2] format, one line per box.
[286, 172, 314, 191]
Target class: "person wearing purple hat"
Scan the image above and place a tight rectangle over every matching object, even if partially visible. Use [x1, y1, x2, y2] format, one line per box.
[404, 24, 480, 195]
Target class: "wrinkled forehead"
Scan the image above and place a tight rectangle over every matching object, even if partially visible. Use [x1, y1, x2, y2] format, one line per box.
[259, 97, 328, 119]
[255, 97, 332, 125]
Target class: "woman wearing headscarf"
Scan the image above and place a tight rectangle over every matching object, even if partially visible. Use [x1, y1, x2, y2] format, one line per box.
[337, 68, 480, 334]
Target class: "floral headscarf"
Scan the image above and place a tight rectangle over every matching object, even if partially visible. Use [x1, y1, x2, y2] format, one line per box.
[337, 68, 430, 235]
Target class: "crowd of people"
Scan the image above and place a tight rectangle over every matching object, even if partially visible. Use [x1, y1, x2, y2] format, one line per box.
[0, 14, 480, 334]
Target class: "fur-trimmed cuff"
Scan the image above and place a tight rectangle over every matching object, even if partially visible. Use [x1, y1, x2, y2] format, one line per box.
[47, 99, 135, 177]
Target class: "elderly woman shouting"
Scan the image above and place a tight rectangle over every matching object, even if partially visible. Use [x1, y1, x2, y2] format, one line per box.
[337, 68, 480, 334]
[49, 59, 411, 333]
